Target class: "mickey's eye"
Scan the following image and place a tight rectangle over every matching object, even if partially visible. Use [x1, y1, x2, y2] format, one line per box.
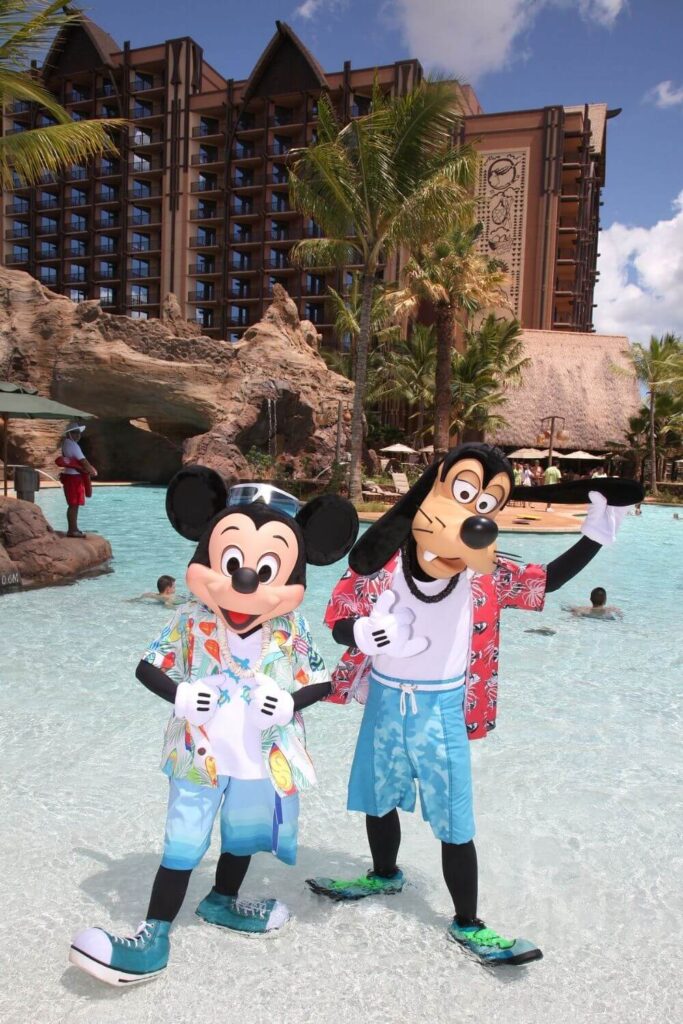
[221, 545, 244, 576]
[452, 478, 479, 505]
[476, 493, 499, 514]
[256, 552, 280, 584]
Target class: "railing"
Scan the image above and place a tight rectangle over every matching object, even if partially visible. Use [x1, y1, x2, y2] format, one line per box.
[131, 77, 164, 92]
[188, 262, 218, 274]
[132, 105, 160, 119]
[94, 244, 117, 254]
[95, 191, 120, 203]
[66, 167, 88, 180]
[63, 273, 88, 284]
[231, 204, 256, 215]
[268, 174, 289, 185]
[232, 148, 257, 160]
[95, 218, 120, 228]
[9, 100, 31, 114]
[130, 159, 162, 173]
[232, 175, 261, 188]
[127, 292, 158, 305]
[191, 152, 222, 165]
[187, 290, 218, 302]
[266, 256, 292, 268]
[193, 124, 222, 138]
[5, 253, 29, 264]
[65, 194, 89, 206]
[129, 187, 160, 199]
[268, 146, 291, 157]
[269, 113, 298, 127]
[7, 203, 30, 214]
[132, 131, 164, 145]
[227, 316, 250, 326]
[189, 236, 220, 248]
[128, 214, 159, 225]
[191, 208, 222, 221]
[129, 265, 158, 278]
[37, 249, 58, 259]
[269, 200, 291, 213]
[129, 240, 159, 252]
[66, 91, 90, 103]
[63, 222, 87, 233]
[191, 180, 221, 192]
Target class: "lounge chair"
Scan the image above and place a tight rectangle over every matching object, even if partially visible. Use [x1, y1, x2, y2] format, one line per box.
[390, 471, 410, 495]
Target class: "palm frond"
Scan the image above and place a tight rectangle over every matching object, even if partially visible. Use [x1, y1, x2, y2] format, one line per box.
[0, 1, 74, 69]
[0, 118, 124, 188]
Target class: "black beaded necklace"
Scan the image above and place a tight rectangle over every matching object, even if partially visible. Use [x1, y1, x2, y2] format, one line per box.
[400, 542, 461, 604]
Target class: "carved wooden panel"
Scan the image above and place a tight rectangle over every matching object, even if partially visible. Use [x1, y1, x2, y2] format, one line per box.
[474, 149, 529, 316]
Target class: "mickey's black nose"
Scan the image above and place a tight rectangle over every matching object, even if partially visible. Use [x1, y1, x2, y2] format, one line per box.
[231, 567, 259, 594]
[460, 515, 498, 550]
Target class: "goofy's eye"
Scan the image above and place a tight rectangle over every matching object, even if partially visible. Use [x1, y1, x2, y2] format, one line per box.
[256, 552, 280, 584]
[452, 478, 479, 505]
[476, 493, 499, 514]
[221, 545, 244, 576]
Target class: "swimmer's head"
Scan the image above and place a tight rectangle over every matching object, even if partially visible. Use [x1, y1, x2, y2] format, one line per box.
[157, 575, 176, 595]
[590, 587, 606, 607]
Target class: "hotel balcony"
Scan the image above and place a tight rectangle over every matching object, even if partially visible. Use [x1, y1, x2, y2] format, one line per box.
[129, 158, 163, 173]
[131, 130, 164, 147]
[190, 207, 224, 222]
[230, 203, 259, 218]
[131, 103, 164, 121]
[6, 202, 31, 214]
[189, 236, 222, 250]
[188, 262, 221, 276]
[128, 213, 161, 226]
[187, 291, 219, 303]
[192, 124, 224, 139]
[4, 253, 30, 265]
[130, 75, 165, 94]
[129, 185, 162, 199]
[191, 152, 224, 167]
[191, 179, 224, 194]
[129, 264, 160, 279]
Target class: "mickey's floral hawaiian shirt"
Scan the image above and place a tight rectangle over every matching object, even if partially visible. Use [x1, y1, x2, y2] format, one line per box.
[143, 601, 329, 795]
[323, 554, 547, 740]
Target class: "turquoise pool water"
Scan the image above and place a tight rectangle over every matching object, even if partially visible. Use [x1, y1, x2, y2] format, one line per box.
[0, 487, 681, 1024]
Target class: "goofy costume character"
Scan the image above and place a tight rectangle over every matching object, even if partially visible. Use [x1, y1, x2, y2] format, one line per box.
[307, 444, 642, 965]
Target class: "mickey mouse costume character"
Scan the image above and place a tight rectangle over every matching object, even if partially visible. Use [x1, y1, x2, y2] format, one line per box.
[307, 443, 642, 965]
[69, 467, 358, 986]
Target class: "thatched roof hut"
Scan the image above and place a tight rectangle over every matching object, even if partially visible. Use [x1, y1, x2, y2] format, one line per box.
[488, 330, 641, 451]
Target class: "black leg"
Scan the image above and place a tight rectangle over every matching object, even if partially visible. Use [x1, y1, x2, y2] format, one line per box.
[366, 810, 401, 876]
[441, 840, 478, 924]
[146, 865, 192, 923]
[214, 853, 251, 897]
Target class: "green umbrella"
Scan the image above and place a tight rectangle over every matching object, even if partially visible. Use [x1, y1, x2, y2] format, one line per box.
[0, 381, 94, 496]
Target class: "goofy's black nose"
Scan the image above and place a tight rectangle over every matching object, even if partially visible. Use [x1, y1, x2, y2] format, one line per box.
[230, 567, 260, 594]
[460, 515, 498, 550]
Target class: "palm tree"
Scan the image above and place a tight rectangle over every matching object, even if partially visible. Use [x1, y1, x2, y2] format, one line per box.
[450, 315, 526, 441]
[380, 323, 436, 445]
[288, 80, 477, 499]
[402, 221, 509, 458]
[327, 273, 402, 366]
[0, 3, 123, 189]
[629, 333, 683, 495]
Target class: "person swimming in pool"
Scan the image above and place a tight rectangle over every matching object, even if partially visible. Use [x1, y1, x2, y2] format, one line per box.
[128, 575, 184, 609]
[567, 587, 623, 620]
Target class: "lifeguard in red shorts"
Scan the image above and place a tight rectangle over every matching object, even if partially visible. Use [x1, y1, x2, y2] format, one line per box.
[57, 422, 97, 537]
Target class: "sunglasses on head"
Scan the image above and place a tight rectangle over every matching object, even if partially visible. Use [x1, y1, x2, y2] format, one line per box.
[227, 483, 301, 519]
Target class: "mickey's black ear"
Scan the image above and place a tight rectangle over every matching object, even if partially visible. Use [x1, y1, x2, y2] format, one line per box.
[295, 495, 359, 566]
[166, 465, 228, 540]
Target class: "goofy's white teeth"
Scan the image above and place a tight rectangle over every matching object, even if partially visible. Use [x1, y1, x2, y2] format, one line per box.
[423, 550, 439, 562]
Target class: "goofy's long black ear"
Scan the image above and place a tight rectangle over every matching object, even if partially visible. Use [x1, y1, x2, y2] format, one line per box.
[349, 462, 442, 576]
[166, 465, 229, 540]
[510, 477, 644, 506]
[296, 495, 359, 566]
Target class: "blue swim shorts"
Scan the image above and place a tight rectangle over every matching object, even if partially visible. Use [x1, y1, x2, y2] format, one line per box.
[347, 673, 475, 844]
[161, 776, 300, 870]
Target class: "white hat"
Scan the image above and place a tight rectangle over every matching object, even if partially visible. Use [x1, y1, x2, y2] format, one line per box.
[65, 422, 85, 434]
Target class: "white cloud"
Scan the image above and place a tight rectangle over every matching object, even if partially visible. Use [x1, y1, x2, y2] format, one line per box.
[644, 80, 683, 109]
[293, 0, 345, 20]
[390, 0, 627, 82]
[593, 192, 683, 342]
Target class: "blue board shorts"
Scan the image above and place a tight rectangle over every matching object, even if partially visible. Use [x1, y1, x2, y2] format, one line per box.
[347, 672, 475, 844]
[161, 776, 300, 870]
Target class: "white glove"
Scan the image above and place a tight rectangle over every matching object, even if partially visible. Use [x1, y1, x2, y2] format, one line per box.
[581, 491, 632, 546]
[174, 679, 219, 726]
[353, 590, 429, 659]
[247, 672, 295, 728]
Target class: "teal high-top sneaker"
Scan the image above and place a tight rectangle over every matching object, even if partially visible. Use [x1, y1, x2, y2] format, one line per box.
[69, 919, 170, 985]
[196, 890, 290, 933]
[306, 869, 405, 901]
[448, 918, 543, 966]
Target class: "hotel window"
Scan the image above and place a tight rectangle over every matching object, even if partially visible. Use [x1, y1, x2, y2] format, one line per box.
[98, 261, 116, 279]
[306, 274, 325, 296]
[272, 136, 290, 156]
[100, 157, 118, 175]
[71, 188, 87, 206]
[131, 206, 151, 225]
[132, 179, 152, 199]
[99, 184, 118, 202]
[197, 227, 216, 246]
[269, 248, 285, 268]
[100, 80, 115, 97]
[133, 99, 153, 119]
[229, 331, 241, 343]
[305, 303, 324, 323]
[11, 120, 26, 133]
[197, 200, 217, 218]
[231, 279, 248, 298]
[197, 173, 217, 192]
[70, 164, 87, 180]
[233, 197, 252, 215]
[71, 110, 86, 121]
[272, 106, 292, 127]
[133, 128, 153, 145]
[70, 85, 89, 102]
[99, 286, 115, 305]
[306, 219, 322, 237]
[67, 239, 87, 256]
[130, 310, 148, 320]
[235, 168, 254, 186]
[11, 220, 29, 237]
[101, 104, 118, 119]
[69, 264, 87, 282]
[237, 112, 255, 131]
[341, 331, 352, 351]
[199, 116, 219, 136]
[344, 271, 355, 289]
[131, 258, 150, 278]
[97, 235, 116, 253]
[230, 305, 248, 326]
[196, 254, 215, 272]
[68, 288, 87, 302]
[195, 307, 214, 328]
[132, 154, 151, 172]
[70, 214, 87, 231]
[271, 221, 287, 241]
[38, 241, 58, 258]
[232, 251, 251, 270]
[234, 141, 253, 159]
[38, 217, 58, 234]
[38, 266, 57, 285]
[38, 191, 57, 209]
[198, 145, 218, 164]
[268, 276, 278, 294]
[131, 232, 150, 252]
[351, 95, 371, 116]
[37, 115, 57, 127]
[99, 209, 117, 226]
[133, 73, 154, 91]
[196, 281, 215, 300]
[131, 284, 149, 304]
[11, 246, 29, 262]
[271, 192, 287, 212]
[233, 224, 251, 242]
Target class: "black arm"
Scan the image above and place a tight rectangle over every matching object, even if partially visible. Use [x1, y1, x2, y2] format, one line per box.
[136, 659, 177, 704]
[292, 680, 332, 710]
[332, 617, 358, 647]
[545, 537, 601, 593]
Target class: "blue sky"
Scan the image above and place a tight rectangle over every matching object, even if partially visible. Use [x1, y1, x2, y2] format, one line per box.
[82, 0, 683, 340]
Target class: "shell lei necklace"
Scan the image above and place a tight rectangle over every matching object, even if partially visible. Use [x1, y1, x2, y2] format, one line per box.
[217, 618, 272, 678]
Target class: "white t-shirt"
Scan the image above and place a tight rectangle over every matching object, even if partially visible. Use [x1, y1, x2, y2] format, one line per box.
[203, 629, 268, 779]
[62, 437, 85, 475]
[373, 557, 472, 684]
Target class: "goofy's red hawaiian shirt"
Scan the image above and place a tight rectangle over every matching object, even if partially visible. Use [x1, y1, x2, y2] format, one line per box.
[324, 553, 547, 740]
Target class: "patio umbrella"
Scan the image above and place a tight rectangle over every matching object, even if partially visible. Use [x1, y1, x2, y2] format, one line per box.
[559, 450, 602, 461]
[380, 443, 418, 455]
[0, 381, 94, 495]
[419, 444, 434, 453]
[508, 447, 549, 459]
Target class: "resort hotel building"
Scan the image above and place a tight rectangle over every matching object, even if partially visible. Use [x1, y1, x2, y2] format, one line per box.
[0, 16, 619, 348]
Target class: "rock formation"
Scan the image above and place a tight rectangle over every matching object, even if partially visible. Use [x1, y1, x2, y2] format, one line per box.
[0, 497, 112, 589]
[0, 268, 354, 484]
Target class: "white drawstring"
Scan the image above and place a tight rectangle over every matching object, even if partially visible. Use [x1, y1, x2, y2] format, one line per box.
[399, 683, 418, 717]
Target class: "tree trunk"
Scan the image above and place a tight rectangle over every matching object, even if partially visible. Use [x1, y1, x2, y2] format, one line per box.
[416, 398, 425, 448]
[433, 304, 455, 459]
[649, 386, 658, 495]
[349, 270, 374, 502]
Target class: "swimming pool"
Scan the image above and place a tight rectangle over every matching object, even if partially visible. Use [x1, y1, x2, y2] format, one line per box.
[0, 487, 680, 1024]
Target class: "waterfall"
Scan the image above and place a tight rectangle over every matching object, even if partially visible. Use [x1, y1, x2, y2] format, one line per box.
[266, 396, 277, 460]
